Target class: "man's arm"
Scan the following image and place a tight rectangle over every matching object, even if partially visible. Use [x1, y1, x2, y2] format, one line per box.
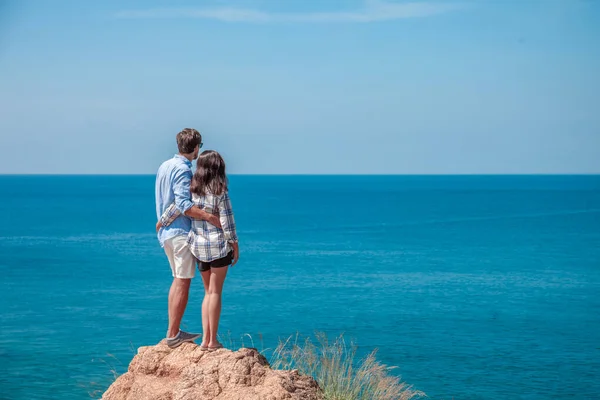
[185, 206, 221, 228]
[157, 203, 221, 231]
[173, 168, 194, 214]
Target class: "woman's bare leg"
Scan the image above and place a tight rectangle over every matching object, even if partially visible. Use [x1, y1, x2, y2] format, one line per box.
[207, 266, 228, 347]
[200, 269, 212, 347]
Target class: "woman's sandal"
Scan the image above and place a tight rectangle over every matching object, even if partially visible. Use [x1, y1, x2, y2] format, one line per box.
[199, 344, 209, 351]
[208, 343, 224, 351]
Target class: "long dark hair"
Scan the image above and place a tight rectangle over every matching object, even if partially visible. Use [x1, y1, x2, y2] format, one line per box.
[190, 150, 228, 196]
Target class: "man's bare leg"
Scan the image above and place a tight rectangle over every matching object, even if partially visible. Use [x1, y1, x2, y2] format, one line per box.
[167, 277, 191, 338]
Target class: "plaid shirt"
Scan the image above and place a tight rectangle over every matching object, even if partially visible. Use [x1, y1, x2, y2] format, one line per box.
[159, 190, 238, 262]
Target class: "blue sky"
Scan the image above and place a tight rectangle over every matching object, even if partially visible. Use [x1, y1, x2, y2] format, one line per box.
[0, 0, 598, 174]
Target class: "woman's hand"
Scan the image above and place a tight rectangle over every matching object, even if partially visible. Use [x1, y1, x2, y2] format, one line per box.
[231, 242, 240, 266]
[156, 221, 162, 232]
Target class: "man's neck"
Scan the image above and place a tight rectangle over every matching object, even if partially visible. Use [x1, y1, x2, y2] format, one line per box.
[178, 153, 194, 162]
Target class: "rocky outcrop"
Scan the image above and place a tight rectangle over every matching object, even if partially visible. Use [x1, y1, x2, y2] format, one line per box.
[102, 341, 323, 400]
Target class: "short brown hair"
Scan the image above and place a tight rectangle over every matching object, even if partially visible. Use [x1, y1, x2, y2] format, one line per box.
[176, 128, 201, 154]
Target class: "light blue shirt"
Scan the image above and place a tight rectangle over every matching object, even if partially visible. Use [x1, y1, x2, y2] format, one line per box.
[155, 154, 195, 246]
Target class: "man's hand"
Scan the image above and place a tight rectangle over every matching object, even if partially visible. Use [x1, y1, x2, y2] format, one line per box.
[208, 215, 222, 229]
[231, 242, 239, 266]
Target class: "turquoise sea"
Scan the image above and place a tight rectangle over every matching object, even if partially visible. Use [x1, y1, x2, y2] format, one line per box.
[0, 175, 599, 399]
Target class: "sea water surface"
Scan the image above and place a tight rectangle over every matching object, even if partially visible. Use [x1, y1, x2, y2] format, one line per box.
[0, 175, 599, 399]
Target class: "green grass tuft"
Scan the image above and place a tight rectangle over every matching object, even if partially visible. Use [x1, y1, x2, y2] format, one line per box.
[270, 332, 425, 400]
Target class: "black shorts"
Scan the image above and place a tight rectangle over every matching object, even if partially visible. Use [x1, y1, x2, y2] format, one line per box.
[197, 251, 233, 272]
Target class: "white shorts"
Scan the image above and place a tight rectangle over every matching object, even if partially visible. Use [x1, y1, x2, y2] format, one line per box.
[163, 235, 196, 279]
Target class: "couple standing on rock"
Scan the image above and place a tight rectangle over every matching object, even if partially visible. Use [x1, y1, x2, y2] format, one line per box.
[154, 128, 239, 350]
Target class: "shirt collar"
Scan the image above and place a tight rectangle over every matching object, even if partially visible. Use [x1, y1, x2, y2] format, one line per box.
[174, 154, 192, 167]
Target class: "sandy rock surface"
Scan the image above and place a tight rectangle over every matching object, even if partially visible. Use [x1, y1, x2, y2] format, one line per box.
[102, 341, 322, 400]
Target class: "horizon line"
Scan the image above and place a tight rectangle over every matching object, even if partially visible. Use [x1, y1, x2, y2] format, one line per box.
[1, 173, 599, 177]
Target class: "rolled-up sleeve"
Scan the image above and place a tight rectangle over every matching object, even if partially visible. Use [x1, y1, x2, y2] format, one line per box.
[219, 191, 238, 242]
[173, 167, 194, 214]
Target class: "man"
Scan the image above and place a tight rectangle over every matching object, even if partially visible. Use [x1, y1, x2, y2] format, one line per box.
[155, 128, 221, 348]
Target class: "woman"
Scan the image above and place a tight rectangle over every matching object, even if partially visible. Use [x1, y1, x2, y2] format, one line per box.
[157, 150, 239, 350]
